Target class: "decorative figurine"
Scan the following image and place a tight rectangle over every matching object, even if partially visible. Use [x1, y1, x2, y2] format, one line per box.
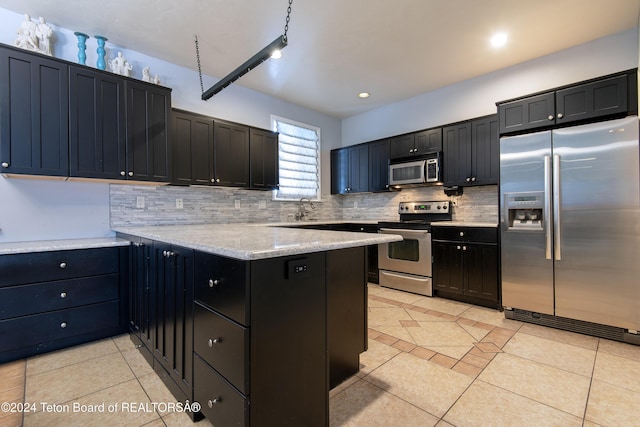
[14, 14, 53, 56]
[109, 52, 133, 76]
[94, 35, 107, 70]
[142, 66, 161, 84]
[73, 32, 89, 65]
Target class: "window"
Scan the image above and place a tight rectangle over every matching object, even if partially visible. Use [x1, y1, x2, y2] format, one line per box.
[272, 115, 321, 201]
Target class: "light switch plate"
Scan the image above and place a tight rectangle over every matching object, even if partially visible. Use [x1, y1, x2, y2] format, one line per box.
[136, 196, 145, 209]
[235, 200, 241, 209]
[176, 198, 183, 209]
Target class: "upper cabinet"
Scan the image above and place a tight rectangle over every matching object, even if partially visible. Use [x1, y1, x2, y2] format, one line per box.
[172, 109, 214, 186]
[368, 138, 390, 192]
[331, 144, 368, 194]
[498, 70, 637, 135]
[389, 128, 441, 159]
[249, 127, 279, 190]
[0, 45, 69, 177]
[213, 120, 250, 187]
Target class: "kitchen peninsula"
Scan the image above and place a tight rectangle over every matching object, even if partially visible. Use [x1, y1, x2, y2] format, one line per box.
[115, 223, 401, 426]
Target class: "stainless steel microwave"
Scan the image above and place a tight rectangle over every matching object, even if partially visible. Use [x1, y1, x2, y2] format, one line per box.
[389, 153, 441, 186]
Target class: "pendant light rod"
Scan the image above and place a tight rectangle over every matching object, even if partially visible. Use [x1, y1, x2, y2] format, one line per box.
[201, 35, 287, 101]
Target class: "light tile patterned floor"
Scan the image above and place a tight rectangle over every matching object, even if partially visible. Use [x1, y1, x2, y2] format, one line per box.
[1, 284, 640, 426]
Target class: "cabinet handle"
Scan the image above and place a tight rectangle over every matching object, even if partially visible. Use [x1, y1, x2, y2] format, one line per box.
[548, 115, 554, 121]
[120, 171, 126, 176]
[59, 262, 67, 269]
[216, 178, 220, 183]
[462, 246, 467, 251]
[128, 171, 134, 177]
[209, 279, 220, 287]
[471, 177, 476, 182]
[208, 398, 221, 408]
[465, 177, 471, 183]
[208, 338, 221, 347]
[210, 178, 215, 183]
[60, 322, 67, 328]
[557, 113, 564, 119]
[459, 232, 464, 237]
[456, 245, 461, 250]
[60, 292, 67, 298]
[1, 162, 8, 168]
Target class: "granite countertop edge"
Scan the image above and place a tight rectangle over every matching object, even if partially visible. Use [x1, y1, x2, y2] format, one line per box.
[430, 221, 498, 228]
[0, 237, 131, 255]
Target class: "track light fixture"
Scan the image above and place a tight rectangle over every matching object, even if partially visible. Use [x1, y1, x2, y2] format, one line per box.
[196, 0, 293, 100]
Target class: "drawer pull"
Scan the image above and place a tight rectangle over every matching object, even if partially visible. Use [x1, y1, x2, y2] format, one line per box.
[60, 322, 67, 328]
[459, 232, 464, 237]
[59, 262, 67, 269]
[60, 292, 67, 298]
[208, 279, 220, 288]
[208, 338, 222, 347]
[207, 398, 221, 408]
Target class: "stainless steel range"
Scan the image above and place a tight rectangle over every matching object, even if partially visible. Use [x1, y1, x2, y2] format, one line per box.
[378, 201, 451, 296]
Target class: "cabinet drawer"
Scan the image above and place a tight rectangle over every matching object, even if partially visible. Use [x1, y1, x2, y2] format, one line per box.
[194, 252, 249, 326]
[0, 274, 119, 320]
[0, 247, 120, 287]
[431, 226, 497, 244]
[194, 354, 249, 427]
[0, 300, 120, 353]
[194, 303, 249, 394]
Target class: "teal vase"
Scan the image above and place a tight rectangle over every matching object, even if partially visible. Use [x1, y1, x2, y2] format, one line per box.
[73, 32, 89, 65]
[94, 35, 108, 70]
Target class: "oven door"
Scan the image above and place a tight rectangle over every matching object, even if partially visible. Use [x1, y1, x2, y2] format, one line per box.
[378, 228, 431, 277]
[389, 160, 426, 186]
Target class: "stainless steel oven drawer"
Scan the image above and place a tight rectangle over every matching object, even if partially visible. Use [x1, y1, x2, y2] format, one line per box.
[379, 270, 432, 296]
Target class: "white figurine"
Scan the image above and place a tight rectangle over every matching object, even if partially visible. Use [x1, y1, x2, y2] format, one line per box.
[36, 17, 53, 56]
[142, 66, 161, 84]
[15, 14, 45, 54]
[152, 74, 160, 85]
[109, 52, 133, 76]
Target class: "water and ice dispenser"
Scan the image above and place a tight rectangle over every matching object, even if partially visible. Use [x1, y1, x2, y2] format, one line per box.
[504, 192, 544, 231]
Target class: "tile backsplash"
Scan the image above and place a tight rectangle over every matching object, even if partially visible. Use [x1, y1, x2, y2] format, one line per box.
[109, 184, 498, 227]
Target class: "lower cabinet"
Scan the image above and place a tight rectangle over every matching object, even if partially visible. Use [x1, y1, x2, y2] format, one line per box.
[0, 246, 128, 363]
[432, 226, 500, 309]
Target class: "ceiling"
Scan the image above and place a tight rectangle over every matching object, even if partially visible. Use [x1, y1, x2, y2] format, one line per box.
[1, 0, 639, 118]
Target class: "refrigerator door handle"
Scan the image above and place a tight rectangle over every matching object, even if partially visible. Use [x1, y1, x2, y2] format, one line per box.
[553, 154, 561, 260]
[544, 155, 552, 260]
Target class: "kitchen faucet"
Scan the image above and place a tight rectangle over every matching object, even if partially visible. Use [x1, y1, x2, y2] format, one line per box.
[295, 198, 316, 221]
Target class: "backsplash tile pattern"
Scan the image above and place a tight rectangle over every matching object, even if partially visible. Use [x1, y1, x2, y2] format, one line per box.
[109, 184, 498, 227]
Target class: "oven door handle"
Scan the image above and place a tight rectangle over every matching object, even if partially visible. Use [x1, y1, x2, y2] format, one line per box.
[379, 228, 430, 237]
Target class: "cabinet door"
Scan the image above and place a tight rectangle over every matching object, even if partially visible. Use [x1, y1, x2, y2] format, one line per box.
[172, 110, 214, 186]
[330, 148, 349, 194]
[249, 128, 279, 189]
[464, 244, 498, 302]
[214, 121, 249, 187]
[368, 139, 390, 192]
[126, 82, 171, 182]
[414, 128, 442, 154]
[69, 66, 126, 179]
[470, 115, 499, 185]
[129, 239, 153, 353]
[151, 243, 194, 398]
[0, 46, 68, 176]
[348, 145, 369, 193]
[556, 74, 628, 125]
[389, 134, 415, 159]
[498, 92, 555, 135]
[432, 241, 464, 294]
[442, 121, 471, 186]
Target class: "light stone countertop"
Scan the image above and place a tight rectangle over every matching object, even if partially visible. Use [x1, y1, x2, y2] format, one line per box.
[0, 237, 131, 256]
[430, 221, 498, 228]
[114, 223, 402, 260]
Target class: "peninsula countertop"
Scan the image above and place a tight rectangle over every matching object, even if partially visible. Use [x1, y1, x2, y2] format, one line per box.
[114, 223, 403, 260]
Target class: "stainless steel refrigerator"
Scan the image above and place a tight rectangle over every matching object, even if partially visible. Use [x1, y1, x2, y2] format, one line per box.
[500, 115, 640, 339]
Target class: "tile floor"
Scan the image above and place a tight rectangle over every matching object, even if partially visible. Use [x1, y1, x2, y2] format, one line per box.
[1, 284, 640, 426]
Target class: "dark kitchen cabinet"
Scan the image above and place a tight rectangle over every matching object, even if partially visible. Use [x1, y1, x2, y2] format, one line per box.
[128, 237, 154, 365]
[150, 242, 194, 399]
[443, 115, 498, 187]
[368, 138, 390, 192]
[0, 45, 68, 177]
[172, 109, 214, 186]
[331, 144, 368, 194]
[432, 226, 500, 309]
[214, 120, 250, 187]
[125, 81, 172, 182]
[498, 70, 636, 135]
[249, 127, 279, 189]
[69, 66, 126, 179]
[389, 128, 442, 159]
[0, 246, 128, 363]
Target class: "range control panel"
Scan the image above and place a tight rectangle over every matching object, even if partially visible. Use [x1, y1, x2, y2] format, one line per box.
[398, 201, 450, 214]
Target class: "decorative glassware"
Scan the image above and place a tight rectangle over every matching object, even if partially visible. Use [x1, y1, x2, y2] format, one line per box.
[94, 35, 108, 70]
[73, 32, 89, 65]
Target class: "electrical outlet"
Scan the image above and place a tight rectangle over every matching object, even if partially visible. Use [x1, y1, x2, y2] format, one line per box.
[136, 196, 145, 209]
[235, 200, 241, 209]
[354, 201, 358, 208]
[176, 198, 183, 209]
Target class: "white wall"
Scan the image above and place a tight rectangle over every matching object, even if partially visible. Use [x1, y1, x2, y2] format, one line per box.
[342, 28, 639, 146]
[0, 7, 341, 243]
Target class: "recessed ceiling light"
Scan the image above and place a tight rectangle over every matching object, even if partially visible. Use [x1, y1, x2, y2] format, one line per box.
[358, 92, 370, 99]
[490, 32, 508, 48]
